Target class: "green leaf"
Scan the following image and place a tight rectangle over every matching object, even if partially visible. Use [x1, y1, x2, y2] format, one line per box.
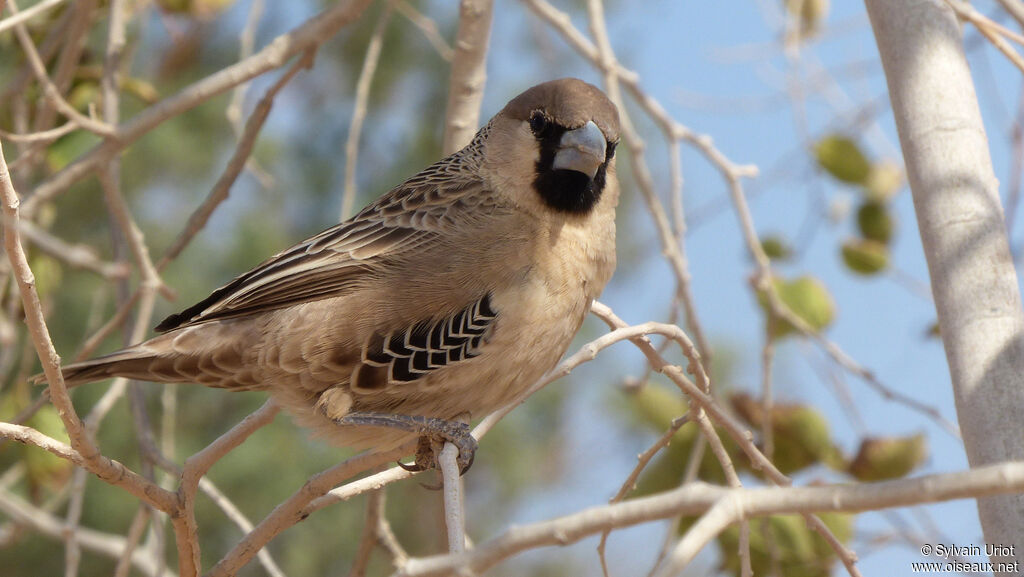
[0, 389, 72, 500]
[46, 131, 101, 172]
[841, 238, 889, 275]
[856, 200, 894, 244]
[625, 386, 742, 490]
[67, 82, 100, 112]
[848, 434, 927, 481]
[711, 510, 853, 577]
[24, 406, 73, 493]
[625, 383, 689, 434]
[814, 134, 871, 185]
[757, 275, 836, 338]
[29, 254, 62, 299]
[731, 393, 837, 474]
[760, 235, 794, 261]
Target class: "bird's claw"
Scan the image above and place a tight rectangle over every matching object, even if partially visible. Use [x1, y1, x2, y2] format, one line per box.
[397, 421, 476, 475]
[329, 411, 477, 475]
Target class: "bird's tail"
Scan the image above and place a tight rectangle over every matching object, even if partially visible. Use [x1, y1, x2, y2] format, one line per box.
[31, 345, 176, 388]
[32, 324, 262, 390]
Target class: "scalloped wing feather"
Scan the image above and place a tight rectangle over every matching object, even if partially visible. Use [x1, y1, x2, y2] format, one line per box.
[155, 151, 494, 332]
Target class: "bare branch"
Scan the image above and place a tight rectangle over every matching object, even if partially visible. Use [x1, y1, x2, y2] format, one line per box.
[5, 0, 116, 137]
[308, 465, 415, 513]
[0, 140, 178, 513]
[347, 486, 385, 577]
[24, 0, 374, 214]
[438, 442, 466, 554]
[945, 0, 1024, 74]
[441, 0, 493, 155]
[158, 50, 316, 268]
[181, 400, 281, 490]
[598, 415, 689, 576]
[589, 302, 863, 575]
[0, 121, 77, 144]
[207, 442, 416, 577]
[0, 0, 67, 35]
[996, 0, 1024, 28]
[226, 0, 266, 133]
[398, 461, 1024, 576]
[16, 219, 129, 279]
[29, 0, 98, 134]
[0, 488, 171, 577]
[531, 0, 719, 361]
[197, 478, 287, 577]
[375, 499, 409, 568]
[113, 505, 152, 577]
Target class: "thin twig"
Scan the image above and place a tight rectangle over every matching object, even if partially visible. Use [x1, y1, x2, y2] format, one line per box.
[0, 5, 71, 119]
[198, 478, 287, 577]
[111, 505, 151, 577]
[24, 0, 375, 214]
[377, 512, 409, 568]
[395, 1, 454, 61]
[62, 465, 87, 577]
[598, 415, 689, 577]
[180, 400, 281, 492]
[5, 0, 116, 137]
[28, 0, 98, 134]
[0, 0, 67, 35]
[341, 2, 394, 220]
[589, 302, 864, 577]
[173, 399, 284, 576]
[95, 168, 170, 298]
[206, 442, 416, 577]
[158, 49, 316, 268]
[348, 485, 385, 577]
[996, 0, 1024, 28]
[98, 21, 176, 557]
[0, 488, 171, 577]
[0, 140, 178, 513]
[16, 219, 129, 279]
[226, 0, 266, 134]
[945, 0, 1024, 74]
[531, 0, 718, 362]
[0, 121, 77, 144]
[1008, 89, 1024, 243]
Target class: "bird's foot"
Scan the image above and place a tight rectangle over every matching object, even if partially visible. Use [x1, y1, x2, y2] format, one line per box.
[332, 412, 477, 475]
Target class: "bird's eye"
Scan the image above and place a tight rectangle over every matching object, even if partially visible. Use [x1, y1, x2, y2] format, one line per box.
[529, 111, 550, 136]
[606, 141, 618, 160]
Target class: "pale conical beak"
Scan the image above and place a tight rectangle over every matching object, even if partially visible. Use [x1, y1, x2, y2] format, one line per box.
[553, 120, 607, 179]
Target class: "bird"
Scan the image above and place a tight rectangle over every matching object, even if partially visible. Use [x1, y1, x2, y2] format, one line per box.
[47, 78, 621, 473]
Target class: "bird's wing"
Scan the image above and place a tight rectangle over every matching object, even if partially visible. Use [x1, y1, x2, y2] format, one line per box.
[156, 160, 498, 332]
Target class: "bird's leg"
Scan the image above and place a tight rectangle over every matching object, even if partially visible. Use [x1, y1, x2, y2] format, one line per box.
[332, 412, 477, 474]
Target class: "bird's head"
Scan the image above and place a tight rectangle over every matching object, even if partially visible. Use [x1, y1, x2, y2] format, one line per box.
[480, 78, 620, 216]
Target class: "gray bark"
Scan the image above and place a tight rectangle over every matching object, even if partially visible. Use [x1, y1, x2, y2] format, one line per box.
[866, 0, 1024, 563]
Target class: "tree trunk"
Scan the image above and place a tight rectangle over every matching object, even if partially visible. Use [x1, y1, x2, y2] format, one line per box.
[866, 0, 1024, 563]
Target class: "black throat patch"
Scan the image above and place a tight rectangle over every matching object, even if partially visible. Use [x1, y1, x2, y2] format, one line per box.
[533, 126, 610, 215]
